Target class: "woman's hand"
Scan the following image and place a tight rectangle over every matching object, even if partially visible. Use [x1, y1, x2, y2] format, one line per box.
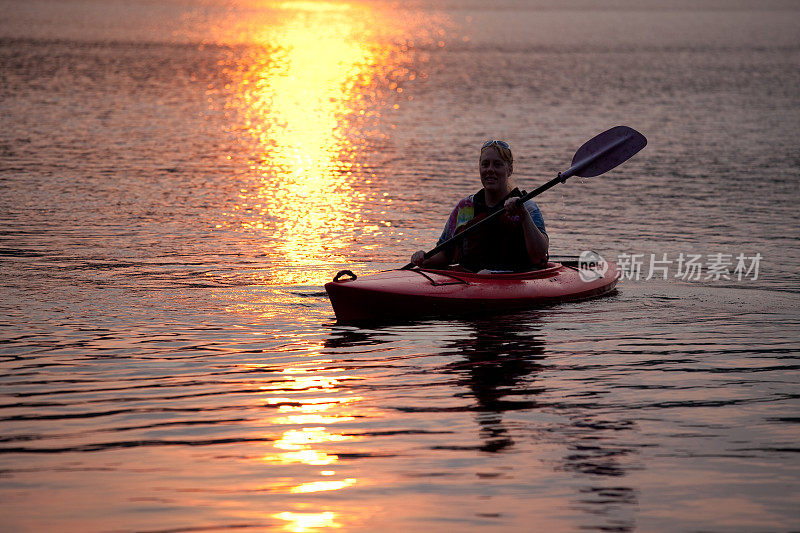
[412, 249, 450, 268]
[411, 250, 426, 266]
[503, 197, 525, 216]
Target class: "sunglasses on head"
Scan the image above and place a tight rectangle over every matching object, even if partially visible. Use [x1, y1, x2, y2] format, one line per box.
[482, 140, 510, 149]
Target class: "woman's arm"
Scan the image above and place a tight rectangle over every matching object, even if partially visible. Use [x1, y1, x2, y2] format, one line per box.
[504, 198, 549, 265]
[411, 201, 465, 267]
[410, 249, 450, 268]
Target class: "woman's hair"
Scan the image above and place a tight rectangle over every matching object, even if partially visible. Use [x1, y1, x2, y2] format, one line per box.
[479, 141, 514, 168]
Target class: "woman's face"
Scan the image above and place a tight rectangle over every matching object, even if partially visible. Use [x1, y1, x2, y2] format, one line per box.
[479, 147, 512, 196]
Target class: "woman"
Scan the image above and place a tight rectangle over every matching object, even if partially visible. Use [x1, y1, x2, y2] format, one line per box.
[410, 140, 549, 272]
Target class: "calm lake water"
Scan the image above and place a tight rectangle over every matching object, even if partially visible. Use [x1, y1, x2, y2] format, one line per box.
[1, 0, 799, 531]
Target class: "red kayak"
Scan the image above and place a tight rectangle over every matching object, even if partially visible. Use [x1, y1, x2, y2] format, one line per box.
[325, 259, 620, 323]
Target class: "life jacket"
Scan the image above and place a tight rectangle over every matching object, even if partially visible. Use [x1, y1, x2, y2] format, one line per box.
[454, 189, 535, 272]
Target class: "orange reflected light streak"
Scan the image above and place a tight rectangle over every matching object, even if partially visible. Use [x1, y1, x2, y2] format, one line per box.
[261, 396, 363, 466]
[260, 375, 343, 392]
[265, 370, 358, 423]
[273, 414, 356, 425]
[226, 2, 387, 268]
[260, 424, 356, 466]
[275, 427, 354, 451]
[267, 396, 363, 412]
[203, 1, 454, 289]
[273, 511, 340, 532]
[290, 478, 357, 494]
[261, 449, 338, 466]
[280, 366, 344, 374]
[274, 1, 353, 12]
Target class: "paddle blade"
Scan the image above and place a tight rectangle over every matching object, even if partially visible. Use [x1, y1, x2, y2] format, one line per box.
[570, 125, 647, 178]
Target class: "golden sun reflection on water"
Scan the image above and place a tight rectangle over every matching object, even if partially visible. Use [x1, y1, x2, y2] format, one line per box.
[210, 1, 450, 285]
[255, 362, 366, 523]
[260, 390, 366, 529]
[222, 3, 387, 269]
[274, 426, 355, 451]
[290, 478, 358, 494]
[198, 3, 452, 527]
[273, 511, 340, 532]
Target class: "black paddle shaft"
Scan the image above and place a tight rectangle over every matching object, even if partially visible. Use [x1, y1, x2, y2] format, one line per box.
[401, 126, 647, 270]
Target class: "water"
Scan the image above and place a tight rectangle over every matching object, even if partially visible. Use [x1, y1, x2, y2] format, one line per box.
[1, 0, 799, 531]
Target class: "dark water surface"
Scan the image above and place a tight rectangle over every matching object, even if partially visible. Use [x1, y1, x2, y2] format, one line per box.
[2, 0, 799, 531]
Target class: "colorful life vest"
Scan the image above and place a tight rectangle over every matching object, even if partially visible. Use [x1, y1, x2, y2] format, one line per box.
[437, 188, 547, 272]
